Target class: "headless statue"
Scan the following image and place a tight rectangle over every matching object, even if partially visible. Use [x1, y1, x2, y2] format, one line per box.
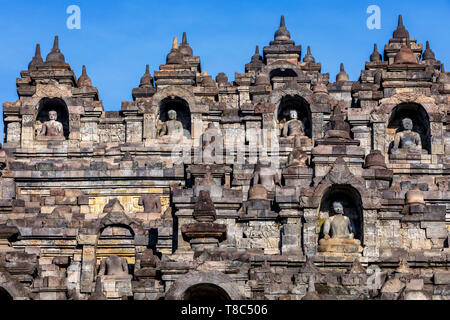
[251, 159, 281, 191]
[201, 123, 223, 164]
[39, 110, 64, 137]
[323, 201, 354, 239]
[139, 194, 161, 214]
[391, 118, 423, 154]
[98, 256, 129, 277]
[282, 110, 304, 137]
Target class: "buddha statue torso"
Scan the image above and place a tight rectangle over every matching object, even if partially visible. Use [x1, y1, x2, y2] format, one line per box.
[39, 110, 64, 137]
[98, 256, 129, 277]
[282, 110, 304, 137]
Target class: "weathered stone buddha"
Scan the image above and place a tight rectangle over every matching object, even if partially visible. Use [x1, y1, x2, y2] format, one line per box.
[391, 118, 424, 154]
[323, 201, 354, 240]
[318, 201, 362, 254]
[158, 109, 185, 143]
[98, 256, 130, 279]
[201, 123, 223, 164]
[282, 110, 304, 138]
[251, 159, 281, 192]
[287, 137, 309, 167]
[139, 194, 161, 214]
[38, 110, 64, 138]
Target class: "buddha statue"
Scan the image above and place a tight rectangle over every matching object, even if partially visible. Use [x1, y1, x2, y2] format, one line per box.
[38, 110, 64, 138]
[251, 159, 281, 192]
[318, 201, 362, 254]
[282, 110, 304, 138]
[158, 109, 185, 143]
[98, 256, 130, 279]
[322, 201, 354, 240]
[287, 136, 308, 167]
[201, 123, 223, 164]
[139, 194, 161, 214]
[391, 118, 424, 154]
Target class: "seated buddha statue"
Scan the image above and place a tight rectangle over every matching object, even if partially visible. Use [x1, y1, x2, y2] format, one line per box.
[318, 201, 362, 254]
[37, 110, 64, 139]
[158, 109, 185, 143]
[391, 118, 425, 154]
[282, 110, 304, 138]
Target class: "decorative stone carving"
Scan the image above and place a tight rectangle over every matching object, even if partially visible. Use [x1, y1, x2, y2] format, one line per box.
[248, 184, 268, 200]
[181, 190, 227, 249]
[364, 150, 387, 169]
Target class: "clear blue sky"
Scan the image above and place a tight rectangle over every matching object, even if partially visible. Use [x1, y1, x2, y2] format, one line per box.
[0, 0, 449, 141]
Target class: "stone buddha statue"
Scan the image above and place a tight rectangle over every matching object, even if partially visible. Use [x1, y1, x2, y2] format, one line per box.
[98, 256, 130, 279]
[158, 109, 185, 142]
[287, 137, 309, 167]
[282, 110, 304, 138]
[323, 201, 354, 240]
[318, 201, 362, 254]
[139, 194, 161, 214]
[391, 118, 424, 154]
[201, 123, 223, 164]
[251, 159, 281, 192]
[38, 110, 64, 138]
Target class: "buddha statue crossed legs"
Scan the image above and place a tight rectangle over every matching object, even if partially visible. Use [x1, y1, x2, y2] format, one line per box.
[391, 118, 425, 154]
[318, 200, 362, 254]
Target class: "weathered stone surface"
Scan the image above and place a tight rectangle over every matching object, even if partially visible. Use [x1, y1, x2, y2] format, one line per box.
[0, 14, 448, 301]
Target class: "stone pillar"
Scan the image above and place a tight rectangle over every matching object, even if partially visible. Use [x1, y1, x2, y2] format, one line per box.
[303, 208, 318, 257]
[352, 125, 371, 155]
[280, 212, 303, 256]
[362, 209, 378, 259]
[80, 118, 99, 143]
[78, 234, 97, 293]
[191, 113, 203, 147]
[311, 112, 324, 143]
[372, 122, 386, 153]
[125, 117, 143, 143]
[143, 113, 157, 141]
[21, 114, 35, 148]
[5, 119, 21, 146]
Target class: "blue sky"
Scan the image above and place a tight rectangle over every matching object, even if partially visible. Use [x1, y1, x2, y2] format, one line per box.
[0, 0, 449, 141]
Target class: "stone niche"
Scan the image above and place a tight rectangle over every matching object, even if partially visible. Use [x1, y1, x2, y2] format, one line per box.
[318, 185, 364, 245]
[387, 102, 431, 155]
[277, 94, 312, 142]
[158, 96, 191, 137]
[35, 97, 70, 140]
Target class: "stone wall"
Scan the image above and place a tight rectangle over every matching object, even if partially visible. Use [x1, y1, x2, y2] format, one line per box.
[0, 15, 449, 300]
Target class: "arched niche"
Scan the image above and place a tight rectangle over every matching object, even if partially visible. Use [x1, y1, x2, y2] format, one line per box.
[159, 97, 191, 137]
[269, 68, 298, 80]
[319, 185, 364, 243]
[96, 225, 136, 275]
[387, 103, 431, 154]
[36, 97, 70, 139]
[183, 283, 231, 301]
[278, 95, 312, 138]
[0, 287, 13, 300]
[165, 271, 244, 300]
